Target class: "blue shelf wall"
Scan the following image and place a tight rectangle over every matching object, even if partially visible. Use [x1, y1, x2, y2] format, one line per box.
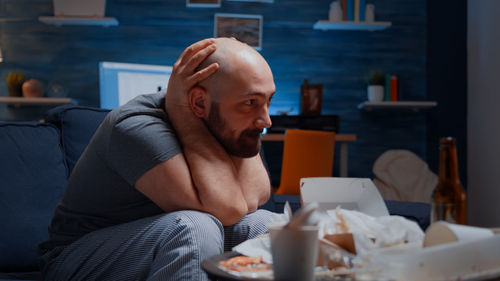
[0, 0, 460, 180]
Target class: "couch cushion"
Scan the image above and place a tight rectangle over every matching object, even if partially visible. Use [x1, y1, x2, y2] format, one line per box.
[0, 122, 68, 272]
[385, 200, 431, 230]
[45, 105, 110, 174]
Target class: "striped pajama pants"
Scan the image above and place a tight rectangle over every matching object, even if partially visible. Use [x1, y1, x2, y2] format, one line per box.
[40, 209, 278, 281]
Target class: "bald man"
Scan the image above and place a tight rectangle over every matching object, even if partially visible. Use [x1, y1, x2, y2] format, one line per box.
[38, 38, 278, 281]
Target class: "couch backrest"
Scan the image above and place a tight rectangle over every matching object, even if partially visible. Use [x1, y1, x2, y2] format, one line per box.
[0, 105, 110, 272]
[0, 122, 68, 272]
[45, 105, 110, 174]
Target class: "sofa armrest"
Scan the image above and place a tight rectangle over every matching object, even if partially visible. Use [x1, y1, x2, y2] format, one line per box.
[0, 122, 68, 272]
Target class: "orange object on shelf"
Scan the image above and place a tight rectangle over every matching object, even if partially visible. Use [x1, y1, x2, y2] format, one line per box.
[390, 75, 398, 101]
[300, 80, 323, 115]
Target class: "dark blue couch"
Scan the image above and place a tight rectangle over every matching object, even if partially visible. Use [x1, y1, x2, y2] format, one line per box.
[0, 105, 430, 280]
[0, 105, 110, 280]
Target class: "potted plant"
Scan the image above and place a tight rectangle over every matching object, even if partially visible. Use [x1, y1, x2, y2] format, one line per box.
[366, 70, 385, 102]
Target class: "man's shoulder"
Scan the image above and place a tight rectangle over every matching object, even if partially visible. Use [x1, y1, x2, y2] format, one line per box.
[107, 92, 168, 125]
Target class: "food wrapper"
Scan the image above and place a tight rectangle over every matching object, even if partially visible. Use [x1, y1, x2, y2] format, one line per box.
[229, 206, 499, 281]
[231, 206, 423, 273]
[319, 207, 424, 256]
[222, 176, 499, 280]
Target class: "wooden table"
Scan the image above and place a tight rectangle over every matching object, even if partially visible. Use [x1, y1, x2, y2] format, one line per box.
[262, 133, 357, 177]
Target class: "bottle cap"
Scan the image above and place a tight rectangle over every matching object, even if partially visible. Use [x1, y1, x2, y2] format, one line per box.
[440, 137, 456, 145]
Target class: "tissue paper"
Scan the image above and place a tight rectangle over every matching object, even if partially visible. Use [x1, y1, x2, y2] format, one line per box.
[319, 208, 424, 255]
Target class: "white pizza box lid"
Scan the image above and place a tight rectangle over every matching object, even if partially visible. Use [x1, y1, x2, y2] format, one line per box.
[300, 177, 389, 217]
[361, 233, 500, 281]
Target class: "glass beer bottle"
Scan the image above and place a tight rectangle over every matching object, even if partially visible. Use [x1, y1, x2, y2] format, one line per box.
[431, 137, 467, 224]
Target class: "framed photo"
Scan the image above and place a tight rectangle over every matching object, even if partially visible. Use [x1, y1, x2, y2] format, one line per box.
[214, 13, 263, 50]
[226, 0, 273, 3]
[186, 0, 221, 8]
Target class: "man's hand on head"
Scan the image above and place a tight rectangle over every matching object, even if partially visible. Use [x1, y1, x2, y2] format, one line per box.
[150, 38, 249, 225]
[165, 38, 219, 114]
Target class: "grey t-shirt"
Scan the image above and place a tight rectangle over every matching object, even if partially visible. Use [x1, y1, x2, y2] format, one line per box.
[43, 93, 182, 250]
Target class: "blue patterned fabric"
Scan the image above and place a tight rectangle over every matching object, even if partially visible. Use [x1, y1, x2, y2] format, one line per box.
[0, 122, 68, 272]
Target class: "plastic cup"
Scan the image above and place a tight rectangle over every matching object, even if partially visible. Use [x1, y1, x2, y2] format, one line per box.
[269, 225, 319, 281]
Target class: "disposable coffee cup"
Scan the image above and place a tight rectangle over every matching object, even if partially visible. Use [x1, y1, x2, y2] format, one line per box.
[269, 225, 319, 281]
[424, 221, 494, 247]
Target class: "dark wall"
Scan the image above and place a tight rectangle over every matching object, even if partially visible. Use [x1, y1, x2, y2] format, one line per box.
[0, 0, 432, 179]
[426, 0, 467, 186]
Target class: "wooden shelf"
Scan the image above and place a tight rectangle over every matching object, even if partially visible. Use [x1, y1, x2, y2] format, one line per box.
[0, 17, 32, 23]
[0, 97, 74, 107]
[262, 133, 356, 142]
[358, 101, 437, 112]
[38, 16, 119, 26]
[313, 20, 392, 31]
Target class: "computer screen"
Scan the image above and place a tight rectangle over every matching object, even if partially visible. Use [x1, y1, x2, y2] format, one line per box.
[99, 61, 172, 109]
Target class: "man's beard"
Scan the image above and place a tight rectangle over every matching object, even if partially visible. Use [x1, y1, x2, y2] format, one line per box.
[205, 102, 262, 158]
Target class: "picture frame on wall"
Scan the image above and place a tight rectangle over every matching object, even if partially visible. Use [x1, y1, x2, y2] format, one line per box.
[186, 0, 220, 8]
[214, 13, 263, 50]
[226, 0, 273, 3]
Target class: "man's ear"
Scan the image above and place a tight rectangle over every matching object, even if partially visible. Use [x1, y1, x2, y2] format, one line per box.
[189, 86, 209, 118]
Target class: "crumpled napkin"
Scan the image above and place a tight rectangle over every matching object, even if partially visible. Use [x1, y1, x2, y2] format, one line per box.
[320, 208, 424, 255]
[233, 233, 273, 264]
[233, 206, 424, 262]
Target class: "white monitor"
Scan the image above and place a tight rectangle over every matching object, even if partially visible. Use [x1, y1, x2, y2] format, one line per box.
[99, 61, 172, 109]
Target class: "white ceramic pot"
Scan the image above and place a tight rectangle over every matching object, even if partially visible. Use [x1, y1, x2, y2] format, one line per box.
[367, 85, 384, 102]
[329, 1, 343, 22]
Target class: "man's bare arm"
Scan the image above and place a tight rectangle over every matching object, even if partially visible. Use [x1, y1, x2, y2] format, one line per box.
[135, 154, 204, 213]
